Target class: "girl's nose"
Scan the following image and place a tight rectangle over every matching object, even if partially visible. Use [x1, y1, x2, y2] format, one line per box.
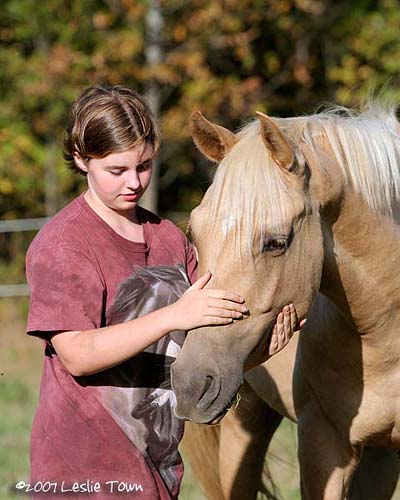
[126, 170, 141, 190]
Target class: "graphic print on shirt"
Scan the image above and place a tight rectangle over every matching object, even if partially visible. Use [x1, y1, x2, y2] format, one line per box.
[96, 266, 190, 493]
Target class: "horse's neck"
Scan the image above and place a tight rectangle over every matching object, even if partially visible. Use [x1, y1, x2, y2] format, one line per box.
[320, 191, 400, 338]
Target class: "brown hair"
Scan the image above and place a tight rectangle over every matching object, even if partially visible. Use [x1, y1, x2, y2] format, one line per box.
[64, 85, 161, 174]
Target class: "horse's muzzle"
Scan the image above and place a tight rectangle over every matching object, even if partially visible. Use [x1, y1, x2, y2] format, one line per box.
[171, 356, 243, 423]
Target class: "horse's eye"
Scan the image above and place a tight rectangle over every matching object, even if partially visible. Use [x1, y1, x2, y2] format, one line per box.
[262, 237, 288, 254]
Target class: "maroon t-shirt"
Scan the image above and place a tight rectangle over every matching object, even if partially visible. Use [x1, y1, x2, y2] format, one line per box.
[26, 193, 197, 499]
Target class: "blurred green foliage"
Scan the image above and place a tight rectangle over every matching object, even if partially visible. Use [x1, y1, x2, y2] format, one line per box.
[1, 0, 400, 283]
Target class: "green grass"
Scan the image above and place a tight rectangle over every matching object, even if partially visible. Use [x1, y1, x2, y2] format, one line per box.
[268, 419, 300, 500]
[0, 298, 40, 500]
[0, 380, 37, 499]
[179, 461, 205, 500]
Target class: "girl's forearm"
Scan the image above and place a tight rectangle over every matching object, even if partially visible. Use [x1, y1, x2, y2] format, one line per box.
[51, 304, 177, 377]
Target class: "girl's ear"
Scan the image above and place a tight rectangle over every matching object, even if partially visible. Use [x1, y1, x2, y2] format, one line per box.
[73, 152, 89, 173]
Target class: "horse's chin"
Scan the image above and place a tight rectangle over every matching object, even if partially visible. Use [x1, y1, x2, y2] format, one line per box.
[203, 410, 229, 425]
[172, 369, 243, 424]
[205, 391, 240, 424]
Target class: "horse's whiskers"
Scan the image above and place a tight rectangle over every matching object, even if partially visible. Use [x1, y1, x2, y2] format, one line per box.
[223, 392, 242, 416]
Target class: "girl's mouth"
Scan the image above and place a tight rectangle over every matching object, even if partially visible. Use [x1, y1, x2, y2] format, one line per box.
[120, 192, 141, 201]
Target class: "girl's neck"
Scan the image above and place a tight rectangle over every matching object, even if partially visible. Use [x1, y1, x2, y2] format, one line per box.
[84, 190, 144, 243]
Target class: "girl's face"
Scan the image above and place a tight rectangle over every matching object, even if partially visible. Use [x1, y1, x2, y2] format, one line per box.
[74, 142, 154, 215]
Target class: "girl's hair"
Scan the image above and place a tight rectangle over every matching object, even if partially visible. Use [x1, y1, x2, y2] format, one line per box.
[64, 85, 161, 174]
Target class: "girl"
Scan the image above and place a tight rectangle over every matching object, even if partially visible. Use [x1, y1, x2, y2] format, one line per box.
[26, 85, 300, 499]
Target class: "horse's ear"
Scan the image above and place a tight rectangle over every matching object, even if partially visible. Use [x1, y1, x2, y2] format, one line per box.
[190, 111, 236, 163]
[256, 112, 294, 171]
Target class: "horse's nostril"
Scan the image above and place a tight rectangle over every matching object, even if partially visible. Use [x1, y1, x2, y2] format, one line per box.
[199, 375, 213, 402]
[197, 374, 221, 410]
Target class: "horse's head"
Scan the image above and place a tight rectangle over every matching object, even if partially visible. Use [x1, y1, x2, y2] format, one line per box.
[171, 111, 332, 423]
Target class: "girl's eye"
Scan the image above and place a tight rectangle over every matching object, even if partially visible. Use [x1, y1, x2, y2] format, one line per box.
[138, 161, 153, 172]
[110, 170, 123, 176]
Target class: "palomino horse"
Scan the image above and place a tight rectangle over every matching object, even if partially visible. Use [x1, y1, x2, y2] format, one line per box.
[172, 105, 400, 499]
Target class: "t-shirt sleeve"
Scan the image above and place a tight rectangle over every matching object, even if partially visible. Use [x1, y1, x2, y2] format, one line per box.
[26, 245, 105, 340]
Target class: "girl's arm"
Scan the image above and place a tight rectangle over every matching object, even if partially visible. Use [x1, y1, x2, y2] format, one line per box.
[51, 271, 247, 376]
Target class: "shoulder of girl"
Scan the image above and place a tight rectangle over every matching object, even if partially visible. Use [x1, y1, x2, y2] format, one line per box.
[30, 198, 84, 245]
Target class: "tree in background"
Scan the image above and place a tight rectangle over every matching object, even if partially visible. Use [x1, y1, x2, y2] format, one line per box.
[1, 0, 400, 281]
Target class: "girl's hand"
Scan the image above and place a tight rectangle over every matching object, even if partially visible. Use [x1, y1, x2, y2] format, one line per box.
[168, 271, 248, 331]
[268, 304, 306, 356]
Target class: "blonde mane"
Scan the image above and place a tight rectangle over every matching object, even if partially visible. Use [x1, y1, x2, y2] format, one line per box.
[301, 104, 400, 213]
[201, 104, 400, 256]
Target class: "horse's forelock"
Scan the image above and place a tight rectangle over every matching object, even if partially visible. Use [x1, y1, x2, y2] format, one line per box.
[201, 125, 307, 258]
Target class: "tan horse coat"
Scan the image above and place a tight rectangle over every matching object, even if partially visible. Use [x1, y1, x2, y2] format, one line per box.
[176, 107, 400, 499]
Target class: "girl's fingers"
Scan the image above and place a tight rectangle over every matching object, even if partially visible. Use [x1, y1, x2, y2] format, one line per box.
[275, 313, 284, 348]
[276, 311, 283, 331]
[283, 306, 291, 338]
[279, 313, 287, 347]
[208, 298, 248, 314]
[205, 316, 234, 326]
[207, 308, 243, 319]
[269, 323, 279, 354]
[207, 289, 245, 304]
[289, 304, 297, 333]
[188, 271, 212, 291]
[299, 318, 307, 328]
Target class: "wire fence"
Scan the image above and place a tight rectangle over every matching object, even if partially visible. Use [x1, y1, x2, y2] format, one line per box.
[0, 217, 49, 233]
[0, 217, 49, 298]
